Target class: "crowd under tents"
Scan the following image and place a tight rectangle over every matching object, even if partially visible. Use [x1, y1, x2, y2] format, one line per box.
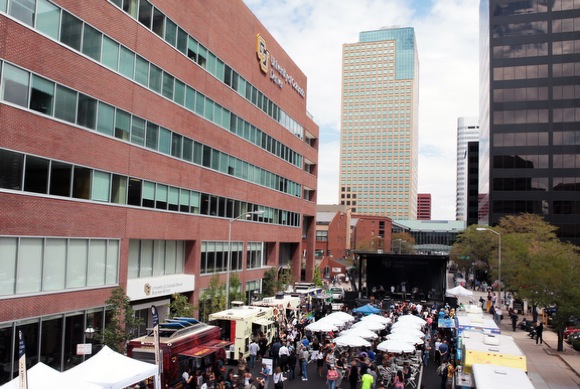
[0, 346, 158, 389]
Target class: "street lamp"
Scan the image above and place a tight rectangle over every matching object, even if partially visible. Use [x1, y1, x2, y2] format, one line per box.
[226, 210, 264, 309]
[476, 227, 502, 307]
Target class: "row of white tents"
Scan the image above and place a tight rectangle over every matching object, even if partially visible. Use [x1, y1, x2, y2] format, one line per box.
[0, 346, 158, 389]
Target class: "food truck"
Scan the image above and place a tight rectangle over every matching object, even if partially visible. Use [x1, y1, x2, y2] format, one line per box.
[127, 318, 230, 388]
[471, 364, 534, 389]
[251, 293, 301, 320]
[208, 302, 276, 362]
[460, 330, 527, 374]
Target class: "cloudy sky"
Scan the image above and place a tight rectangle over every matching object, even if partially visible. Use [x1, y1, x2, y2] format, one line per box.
[243, 0, 481, 220]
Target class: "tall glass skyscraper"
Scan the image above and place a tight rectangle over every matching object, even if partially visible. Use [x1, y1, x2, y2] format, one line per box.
[479, 0, 580, 245]
[456, 117, 480, 221]
[339, 27, 419, 220]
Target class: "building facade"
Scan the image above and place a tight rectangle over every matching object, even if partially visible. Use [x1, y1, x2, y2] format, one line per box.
[479, 0, 580, 245]
[0, 0, 318, 380]
[417, 193, 432, 220]
[456, 116, 479, 221]
[467, 141, 480, 227]
[339, 27, 419, 220]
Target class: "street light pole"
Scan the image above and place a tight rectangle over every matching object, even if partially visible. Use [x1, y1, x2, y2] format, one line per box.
[226, 210, 264, 309]
[476, 227, 502, 307]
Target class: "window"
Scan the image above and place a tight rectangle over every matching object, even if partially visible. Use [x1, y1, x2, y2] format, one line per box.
[96, 102, 115, 136]
[101, 36, 119, 71]
[9, 0, 35, 26]
[115, 109, 131, 140]
[119, 46, 135, 78]
[60, 11, 82, 51]
[138, 0, 152, 28]
[77, 93, 97, 129]
[30, 75, 54, 115]
[54, 85, 77, 123]
[82, 24, 102, 61]
[1, 63, 29, 107]
[131, 116, 146, 146]
[35, 0, 60, 39]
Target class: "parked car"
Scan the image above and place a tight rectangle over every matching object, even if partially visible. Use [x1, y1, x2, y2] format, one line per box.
[329, 287, 345, 301]
[565, 331, 580, 345]
[564, 316, 580, 338]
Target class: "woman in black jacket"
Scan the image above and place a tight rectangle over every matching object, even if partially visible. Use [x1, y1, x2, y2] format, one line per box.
[347, 360, 359, 389]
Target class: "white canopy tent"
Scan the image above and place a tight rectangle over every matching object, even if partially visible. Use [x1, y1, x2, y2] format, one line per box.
[340, 328, 379, 340]
[333, 334, 371, 348]
[62, 346, 159, 389]
[0, 362, 103, 389]
[361, 314, 391, 325]
[446, 285, 474, 298]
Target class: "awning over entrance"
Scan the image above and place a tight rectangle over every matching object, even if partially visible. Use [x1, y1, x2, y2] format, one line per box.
[179, 345, 216, 359]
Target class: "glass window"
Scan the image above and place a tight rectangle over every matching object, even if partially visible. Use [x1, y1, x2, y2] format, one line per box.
[106, 240, 119, 284]
[115, 109, 131, 140]
[171, 133, 182, 158]
[119, 46, 135, 78]
[183, 138, 193, 162]
[102, 36, 119, 71]
[67, 239, 88, 288]
[43, 239, 66, 291]
[164, 18, 177, 46]
[141, 240, 154, 277]
[174, 79, 185, 106]
[49, 160, 72, 197]
[0, 0, 6, 12]
[185, 86, 195, 111]
[111, 174, 127, 204]
[131, 116, 146, 146]
[1, 63, 29, 108]
[162, 73, 174, 99]
[72, 166, 91, 199]
[16, 238, 43, 294]
[0, 237, 17, 295]
[9, 0, 35, 26]
[176, 28, 187, 54]
[123, 0, 138, 18]
[135, 55, 149, 86]
[149, 64, 162, 93]
[30, 75, 54, 115]
[24, 155, 49, 194]
[159, 127, 171, 154]
[96, 102, 115, 136]
[35, 0, 60, 39]
[155, 184, 167, 209]
[146, 122, 159, 150]
[88, 240, 107, 286]
[151, 7, 164, 37]
[60, 11, 82, 51]
[92, 170, 110, 202]
[82, 24, 102, 61]
[138, 0, 152, 28]
[54, 84, 77, 123]
[0, 149, 24, 191]
[76, 93, 97, 129]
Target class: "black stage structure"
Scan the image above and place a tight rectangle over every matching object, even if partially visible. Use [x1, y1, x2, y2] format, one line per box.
[351, 252, 448, 304]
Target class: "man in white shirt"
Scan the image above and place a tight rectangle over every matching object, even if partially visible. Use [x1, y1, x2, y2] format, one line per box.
[278, 343, 290, 372]
[249, 339, 259, 368]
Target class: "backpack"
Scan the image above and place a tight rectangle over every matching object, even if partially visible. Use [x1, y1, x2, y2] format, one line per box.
[436, 363, 447, 377]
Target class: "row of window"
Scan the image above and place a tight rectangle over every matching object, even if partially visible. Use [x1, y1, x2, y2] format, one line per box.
[494, 154, 580, 169]
[0, 148, 302, 227]
[492, 200, 580, 215]
[0, 0, 305, 169]
[127, 240, 184, 279]
[493, 132, 549, 147]
[493, 87, 548, 102]
[492, 177, 548, 191]
[493, 64, 548, 80]
[492, 21, 547, 37]
[553, 39, 580, 55]
[0, 61, 302, 197]
[108, 0, 307, 139]
[200, 241, 264, 275]
[493, 109, 549, 124]
[493, 43, 548, 59]
[0, 236, 119, 296]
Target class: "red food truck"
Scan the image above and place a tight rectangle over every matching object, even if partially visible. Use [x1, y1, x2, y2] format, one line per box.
[127, 317, 231, 388]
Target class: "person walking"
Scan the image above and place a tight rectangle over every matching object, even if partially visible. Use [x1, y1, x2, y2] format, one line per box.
[326, 364, 339, 389]
[536, 321, 544, 345]
[300, 346, 309, 381]
[347, 360, 359, 389]
[249, 339, 259, 369]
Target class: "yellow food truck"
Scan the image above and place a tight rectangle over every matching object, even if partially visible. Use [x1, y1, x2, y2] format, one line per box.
[460, 330, 527, 374]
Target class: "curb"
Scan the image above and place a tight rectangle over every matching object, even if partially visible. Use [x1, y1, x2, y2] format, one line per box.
[543, 339, 580, 379]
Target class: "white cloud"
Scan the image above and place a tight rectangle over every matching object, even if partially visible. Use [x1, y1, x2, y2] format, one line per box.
[244, 0, 480, 219]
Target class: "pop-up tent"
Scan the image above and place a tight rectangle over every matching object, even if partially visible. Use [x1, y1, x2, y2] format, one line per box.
[353, 304, 381, 315]
[0, 362, 103, 389]
[62, 346, 158, 389]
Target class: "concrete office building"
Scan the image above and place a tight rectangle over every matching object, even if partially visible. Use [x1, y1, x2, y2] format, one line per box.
[456, 116, 479, 221]
[339, 27, 419, 220]
[0, 0, 318, 380]
[479, 0, 580, 245]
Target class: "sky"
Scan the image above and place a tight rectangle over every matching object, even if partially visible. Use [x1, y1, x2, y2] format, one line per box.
[243, 0, 481, 220]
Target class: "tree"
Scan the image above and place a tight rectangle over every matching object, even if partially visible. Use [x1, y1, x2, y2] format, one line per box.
[199, 274, 225, 321]
[101, 286, 143, 354]
[312, 264, 324, 288]
[496, 213, 580, 351]
[229, 272, 244, 303]
[169, 293, 195, 318]
[391, 232, 416, 254]
[262, 268, 277, 297]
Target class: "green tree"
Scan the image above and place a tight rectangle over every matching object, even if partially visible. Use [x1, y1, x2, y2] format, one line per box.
[312, 264, 324, 288]
[169, 293, 195, 318]
[199, 274, 225, 321]
[391, 232, 416, 254]
[262, 268, 277, 297]
[101, 286, 143, 354]
[496, 213, 580, 351]
[229, 272, 244, 303]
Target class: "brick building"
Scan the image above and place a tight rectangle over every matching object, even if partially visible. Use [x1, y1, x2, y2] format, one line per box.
[0, 0, 317, 380]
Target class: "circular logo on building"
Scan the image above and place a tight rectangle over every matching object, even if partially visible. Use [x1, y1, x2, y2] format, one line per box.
[144, 283, 151, 296]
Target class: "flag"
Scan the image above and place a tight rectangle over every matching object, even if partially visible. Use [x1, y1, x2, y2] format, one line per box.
[151, 305, 161, 389]
[18, 330, 28, 389]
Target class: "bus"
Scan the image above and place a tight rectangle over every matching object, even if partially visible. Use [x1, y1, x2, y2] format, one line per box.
[127, 317, 230, 388]
[208, 302, 276, 362]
